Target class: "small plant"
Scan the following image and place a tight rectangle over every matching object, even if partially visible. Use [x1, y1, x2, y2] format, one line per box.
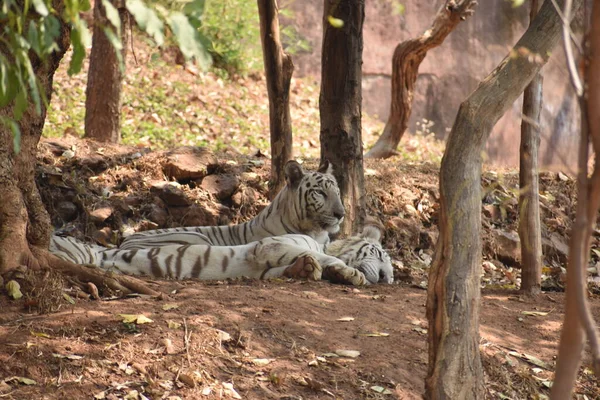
[201, 0, 263, 77]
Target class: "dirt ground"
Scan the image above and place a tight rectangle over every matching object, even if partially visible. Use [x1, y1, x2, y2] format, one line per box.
[0, 137, 598, 399]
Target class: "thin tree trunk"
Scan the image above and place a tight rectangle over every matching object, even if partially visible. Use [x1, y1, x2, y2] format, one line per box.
[364, 0, 476, 160]
[425, 0, 581, 398]
[551, 1, 600, 396]
[84, 0, 129, 143]
[519, 0, 543, 295]
[319, 0, 365, 235]
[257, 0, 294, 199]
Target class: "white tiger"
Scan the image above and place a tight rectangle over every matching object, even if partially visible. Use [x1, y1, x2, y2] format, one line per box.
[118, 160, 344, 250]
[50, 226, 394, 285]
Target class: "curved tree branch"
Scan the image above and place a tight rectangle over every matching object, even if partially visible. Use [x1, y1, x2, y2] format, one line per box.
[365, 0, 477, 159]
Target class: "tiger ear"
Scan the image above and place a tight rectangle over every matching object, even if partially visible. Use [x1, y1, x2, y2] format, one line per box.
[361, 225, 382, 243]
[317, 159, 334, 175]
[285, 160, 305, 189]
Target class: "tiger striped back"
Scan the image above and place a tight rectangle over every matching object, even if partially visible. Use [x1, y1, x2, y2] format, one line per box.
[119, 160, 344, 250]
[50, 227, 393, 285]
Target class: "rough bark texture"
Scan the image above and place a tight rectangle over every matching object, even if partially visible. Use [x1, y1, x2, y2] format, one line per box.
[364, 0, 476, 159]
[518, 0, 543, 295]
[257, 0, 294, 199]
[425, 0, 580, 398]
[0, 2, 71, 274]
[319, 0, 365, 235]
[551, 2, 600, 396]
[84, 0, 129, 143]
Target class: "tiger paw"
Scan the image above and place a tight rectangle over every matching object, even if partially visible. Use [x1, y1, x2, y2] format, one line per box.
[323, 265, 368, 286]
[283, 255, 323, 281]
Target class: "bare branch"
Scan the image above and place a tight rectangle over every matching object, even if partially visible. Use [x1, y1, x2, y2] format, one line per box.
[561, 0, 584, 95]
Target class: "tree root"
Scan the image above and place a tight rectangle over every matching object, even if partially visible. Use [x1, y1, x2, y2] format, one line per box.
[38, 249, 161, 297]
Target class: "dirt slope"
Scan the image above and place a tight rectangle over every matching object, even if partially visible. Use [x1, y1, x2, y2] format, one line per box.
[0, 137, 597, 399]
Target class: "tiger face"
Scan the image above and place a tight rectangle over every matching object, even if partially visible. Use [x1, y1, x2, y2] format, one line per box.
[327, 225, 394, 284]
[285, 160, 345, 235]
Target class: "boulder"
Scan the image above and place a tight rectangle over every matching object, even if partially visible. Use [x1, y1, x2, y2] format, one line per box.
[231, 187, 258, 208]
[89, 206, 113, 223]
[56, 201, 78, 222]
[542, 233, 569, 265]
[201, 174, 240, 201]
[168, 204, 219, 227]
[150, 181, 191, 207]
[489, 229, 521, 266]
[162, 147, 218, 181]
[147, 204, 168, 227]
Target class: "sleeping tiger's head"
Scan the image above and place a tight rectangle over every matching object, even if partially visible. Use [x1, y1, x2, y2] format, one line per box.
[326, 224, 394, 284]
[284, 160, 344, 235]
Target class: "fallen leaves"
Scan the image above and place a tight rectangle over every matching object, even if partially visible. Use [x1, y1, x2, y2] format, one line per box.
[335, 349, 360, 358]
[5, 280, 23, 300]
[118, 314, 154, 324]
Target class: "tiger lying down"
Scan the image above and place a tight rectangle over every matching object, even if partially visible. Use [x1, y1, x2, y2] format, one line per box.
[50, 225, 394, 285]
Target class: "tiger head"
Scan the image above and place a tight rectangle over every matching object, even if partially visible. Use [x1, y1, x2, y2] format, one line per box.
[284, 160, 345, 235]
[327, 224, 394, 284]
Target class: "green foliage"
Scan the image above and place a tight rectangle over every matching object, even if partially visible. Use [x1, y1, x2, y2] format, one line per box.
[167, 11, 211, 70]
[200, 0, 262, 76]
[0, 0, 91, 152]
[0, 0, 209, 153]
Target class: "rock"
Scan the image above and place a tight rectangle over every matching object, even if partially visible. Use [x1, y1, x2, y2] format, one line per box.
[168, 204, 219, 227]
[542, 233, 569, 265]
[490, 229, 521, 266]
[162, 146, 218, 181]
[386, 216, 421, 248]
[482, 204, 503, 222]
[89, 206, 113, 223]
[231, 187, 258, 208]
[201, 174, 240, 201]
[419, 230, 438, 249]
[124, 195, 143, 206]
[151, 181, 191, 207]
[79, 155, 109, 173]
[147, 204, 168, 227]
[93, 227, 113, 246]
[137, 220, 159, 232]
[56, 201, 78, 222]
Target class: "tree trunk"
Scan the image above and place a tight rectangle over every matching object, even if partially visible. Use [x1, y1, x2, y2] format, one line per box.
[319, 0, 365, 235]
[0, 4, 71, 275]
[425, 0, 581, 398]
[551, 1, 600, 396]
[518, 0, 543, 295]
[257, 0, 294, 199]
[84, 0, 129, 143]
[364, 0, 476, 160]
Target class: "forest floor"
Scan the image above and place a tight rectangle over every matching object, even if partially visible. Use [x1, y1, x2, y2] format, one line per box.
[1, 40, 598, 399]
[0, 138, 597, 400]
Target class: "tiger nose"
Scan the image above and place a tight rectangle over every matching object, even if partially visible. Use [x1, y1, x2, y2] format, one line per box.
[334, 210, 345, 220]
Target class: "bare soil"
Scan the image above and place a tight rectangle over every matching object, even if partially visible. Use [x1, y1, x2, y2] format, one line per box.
[0, 137, 597, 399]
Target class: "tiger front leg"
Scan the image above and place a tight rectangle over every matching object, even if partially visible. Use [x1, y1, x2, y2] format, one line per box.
[251, 243, 323, 281]
[319, 254, 368, 286]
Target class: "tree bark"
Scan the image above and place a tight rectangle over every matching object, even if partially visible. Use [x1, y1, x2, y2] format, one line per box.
[319, 0, 365, 235]
[364, 0, 476, 160]
[0, 2, 71, 274]
[257, 0, 294, 199]
[84, 0, 129, 143]
[0, 3, 156, 298]
[551, 1, 600, 396]
[518, 0, 543, 295]
[425, 0, 581, 398]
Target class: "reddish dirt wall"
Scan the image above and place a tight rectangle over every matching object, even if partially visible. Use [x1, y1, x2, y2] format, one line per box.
[285, 0, 579, 170]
